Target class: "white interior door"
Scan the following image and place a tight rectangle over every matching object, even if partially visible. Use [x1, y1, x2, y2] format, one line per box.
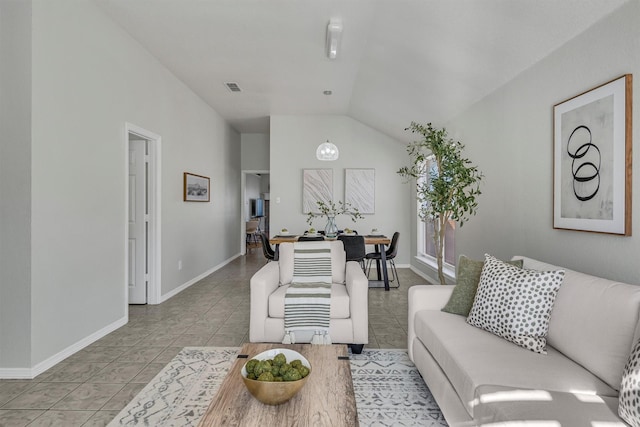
[128, 139, 147, 304]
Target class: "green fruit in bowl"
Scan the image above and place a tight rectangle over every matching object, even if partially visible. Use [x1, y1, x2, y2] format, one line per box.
[309, 228, 316, 233]
[281, 228, 288, 232]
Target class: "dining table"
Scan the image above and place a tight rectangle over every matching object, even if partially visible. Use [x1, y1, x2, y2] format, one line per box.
[269, 234, 393, 291]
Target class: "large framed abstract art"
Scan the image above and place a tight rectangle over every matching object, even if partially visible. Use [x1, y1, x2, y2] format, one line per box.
[302, 169, 333, 214]
[345, 168, 375, 214]
[553, 74, 632, 235]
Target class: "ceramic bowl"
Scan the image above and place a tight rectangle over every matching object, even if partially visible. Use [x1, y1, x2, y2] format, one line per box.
[241, 348, 311, 405]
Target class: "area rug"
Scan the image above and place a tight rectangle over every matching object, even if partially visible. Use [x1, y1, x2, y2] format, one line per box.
[107, 347, 448, 427]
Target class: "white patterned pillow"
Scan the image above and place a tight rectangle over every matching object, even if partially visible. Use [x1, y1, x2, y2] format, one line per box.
[619, 338, 640, 426]
[467, 254, 565, 354]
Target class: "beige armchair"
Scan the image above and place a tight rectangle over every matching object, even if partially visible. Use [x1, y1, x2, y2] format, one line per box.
[249, 240, 368, 353]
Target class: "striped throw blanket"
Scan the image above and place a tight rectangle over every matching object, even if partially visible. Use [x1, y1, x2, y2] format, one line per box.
[283, 241, 333, 345]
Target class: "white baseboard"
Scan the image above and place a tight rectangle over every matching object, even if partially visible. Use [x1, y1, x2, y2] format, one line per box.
[410, 265, 431, 281]
[0, 315, 128, 379]
[159, 253, 242, 303]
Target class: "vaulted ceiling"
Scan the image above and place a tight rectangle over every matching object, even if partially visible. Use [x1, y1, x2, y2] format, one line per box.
[94, 0, 627, 142]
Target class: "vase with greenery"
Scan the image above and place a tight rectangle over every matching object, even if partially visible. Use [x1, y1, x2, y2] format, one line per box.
[398, 121, 483, 285]
[306, 200, 363, 236]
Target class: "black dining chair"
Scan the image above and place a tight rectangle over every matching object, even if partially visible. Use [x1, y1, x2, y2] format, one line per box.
[338, 235, 366, 270]
[365, 232, 400, 286]
[259, 232, 275, 263]
[298, 236, 325, 242]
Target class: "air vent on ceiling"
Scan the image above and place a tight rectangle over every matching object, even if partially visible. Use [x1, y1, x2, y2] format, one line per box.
[224, 82, 242, 92]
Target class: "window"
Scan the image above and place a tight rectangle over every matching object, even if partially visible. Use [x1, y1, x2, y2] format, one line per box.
[416, 155, 456, 272]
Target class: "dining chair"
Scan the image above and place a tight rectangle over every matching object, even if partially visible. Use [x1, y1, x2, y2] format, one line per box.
[365, 232, 400, 287]
[246, 220, 259, 252]
[298, 235, 325, 241]
[259, 232, 275, 263]
[338, 235, 366, 270]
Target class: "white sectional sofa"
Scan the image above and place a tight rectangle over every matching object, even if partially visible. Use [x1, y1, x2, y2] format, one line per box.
[408, 256, 640, 426]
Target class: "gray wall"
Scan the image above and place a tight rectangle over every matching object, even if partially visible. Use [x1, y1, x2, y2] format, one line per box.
[1, 0, 241, 373]
[412, 0, 640, 285]
[270, 115, 412, 265]
[0, 0, 33, 370]
[241, 133, 270, 171]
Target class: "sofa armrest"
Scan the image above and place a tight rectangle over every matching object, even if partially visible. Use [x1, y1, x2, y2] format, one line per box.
[407, 285, 455, 360]
[249, 261, 281, 342]
[345, 261, 369, 344]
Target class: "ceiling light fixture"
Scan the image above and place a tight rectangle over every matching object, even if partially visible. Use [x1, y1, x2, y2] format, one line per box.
[326, 19, 342, 60]
[316, 140, 339, 161]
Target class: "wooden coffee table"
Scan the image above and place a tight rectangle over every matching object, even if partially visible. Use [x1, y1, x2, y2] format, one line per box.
[198, 343, 359, 426]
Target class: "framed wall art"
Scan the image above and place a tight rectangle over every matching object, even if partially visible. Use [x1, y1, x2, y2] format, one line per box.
[345, 168, 375, 214]
[302, 169, 333, 213]
[183, 172, 210, 202]
[553, 74, 632, 235]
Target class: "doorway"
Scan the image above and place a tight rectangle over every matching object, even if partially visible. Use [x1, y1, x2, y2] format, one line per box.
[241, 170, 270, 254]
[126, 123, 161, 305]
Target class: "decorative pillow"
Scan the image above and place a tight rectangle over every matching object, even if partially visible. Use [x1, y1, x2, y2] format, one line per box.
[619, 338, 640, 426]
[442, 255, 524, 317]
[467, 254, 565, 354]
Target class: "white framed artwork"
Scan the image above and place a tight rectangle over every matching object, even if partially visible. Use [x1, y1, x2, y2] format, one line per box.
[345, 168, 375, 214]
[302, 169, 333, 213]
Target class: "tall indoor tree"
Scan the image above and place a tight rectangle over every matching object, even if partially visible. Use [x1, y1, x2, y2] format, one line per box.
[398, 122, 484, 285]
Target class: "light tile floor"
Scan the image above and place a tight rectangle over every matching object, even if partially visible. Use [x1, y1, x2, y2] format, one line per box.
[0, 250, 430, 426]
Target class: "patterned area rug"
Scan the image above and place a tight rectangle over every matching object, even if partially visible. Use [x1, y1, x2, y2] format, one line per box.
[107, 347, 448, 427]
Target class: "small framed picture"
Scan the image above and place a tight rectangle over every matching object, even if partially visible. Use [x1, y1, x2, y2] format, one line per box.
[183, 172, 210, 202]
[553, 74, 632, 235]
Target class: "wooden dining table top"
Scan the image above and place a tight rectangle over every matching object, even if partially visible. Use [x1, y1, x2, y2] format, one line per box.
[269, 234, 390, 245]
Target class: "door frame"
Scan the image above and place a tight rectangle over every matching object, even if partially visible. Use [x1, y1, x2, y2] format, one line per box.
[125, 122, 162, 305]
[241, 170, 269, 254]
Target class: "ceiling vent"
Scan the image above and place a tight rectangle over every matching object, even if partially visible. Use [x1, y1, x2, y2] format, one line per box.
[224, 82, 242, 92]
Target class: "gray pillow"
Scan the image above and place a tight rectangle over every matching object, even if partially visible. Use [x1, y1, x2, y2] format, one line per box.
[442, 255, 523, 317]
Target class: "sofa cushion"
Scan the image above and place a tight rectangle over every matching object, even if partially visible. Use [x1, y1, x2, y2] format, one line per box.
[269, 283, 350, 319]
[619, 338, 640, 426]
[442, 255, 523, 317]
[474, 385, 624, 426]
[516, 256, 640, 391]
[414, 310, 617, 417]
[467, 254, 564, 353]
[279, 241, 346, 285]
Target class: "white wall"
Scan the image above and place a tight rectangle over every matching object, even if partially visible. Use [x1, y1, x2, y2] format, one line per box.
[0, 0, 32, 369]
[241, 133, 270, 171]
[270, 115, 412, 264]
[420, 0, 640, 284]
[22, 0, 240, 369]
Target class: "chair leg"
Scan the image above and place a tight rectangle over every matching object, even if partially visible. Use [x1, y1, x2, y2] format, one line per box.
[349, 344, 364, 354]
[365, 259, 373, 278]
[390, 259, 399, 285]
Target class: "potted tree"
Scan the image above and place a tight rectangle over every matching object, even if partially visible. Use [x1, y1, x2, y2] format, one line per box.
[398, 122, 483, 285]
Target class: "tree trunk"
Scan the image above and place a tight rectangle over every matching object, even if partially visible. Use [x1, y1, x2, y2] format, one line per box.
[432, 216, 447, 285]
